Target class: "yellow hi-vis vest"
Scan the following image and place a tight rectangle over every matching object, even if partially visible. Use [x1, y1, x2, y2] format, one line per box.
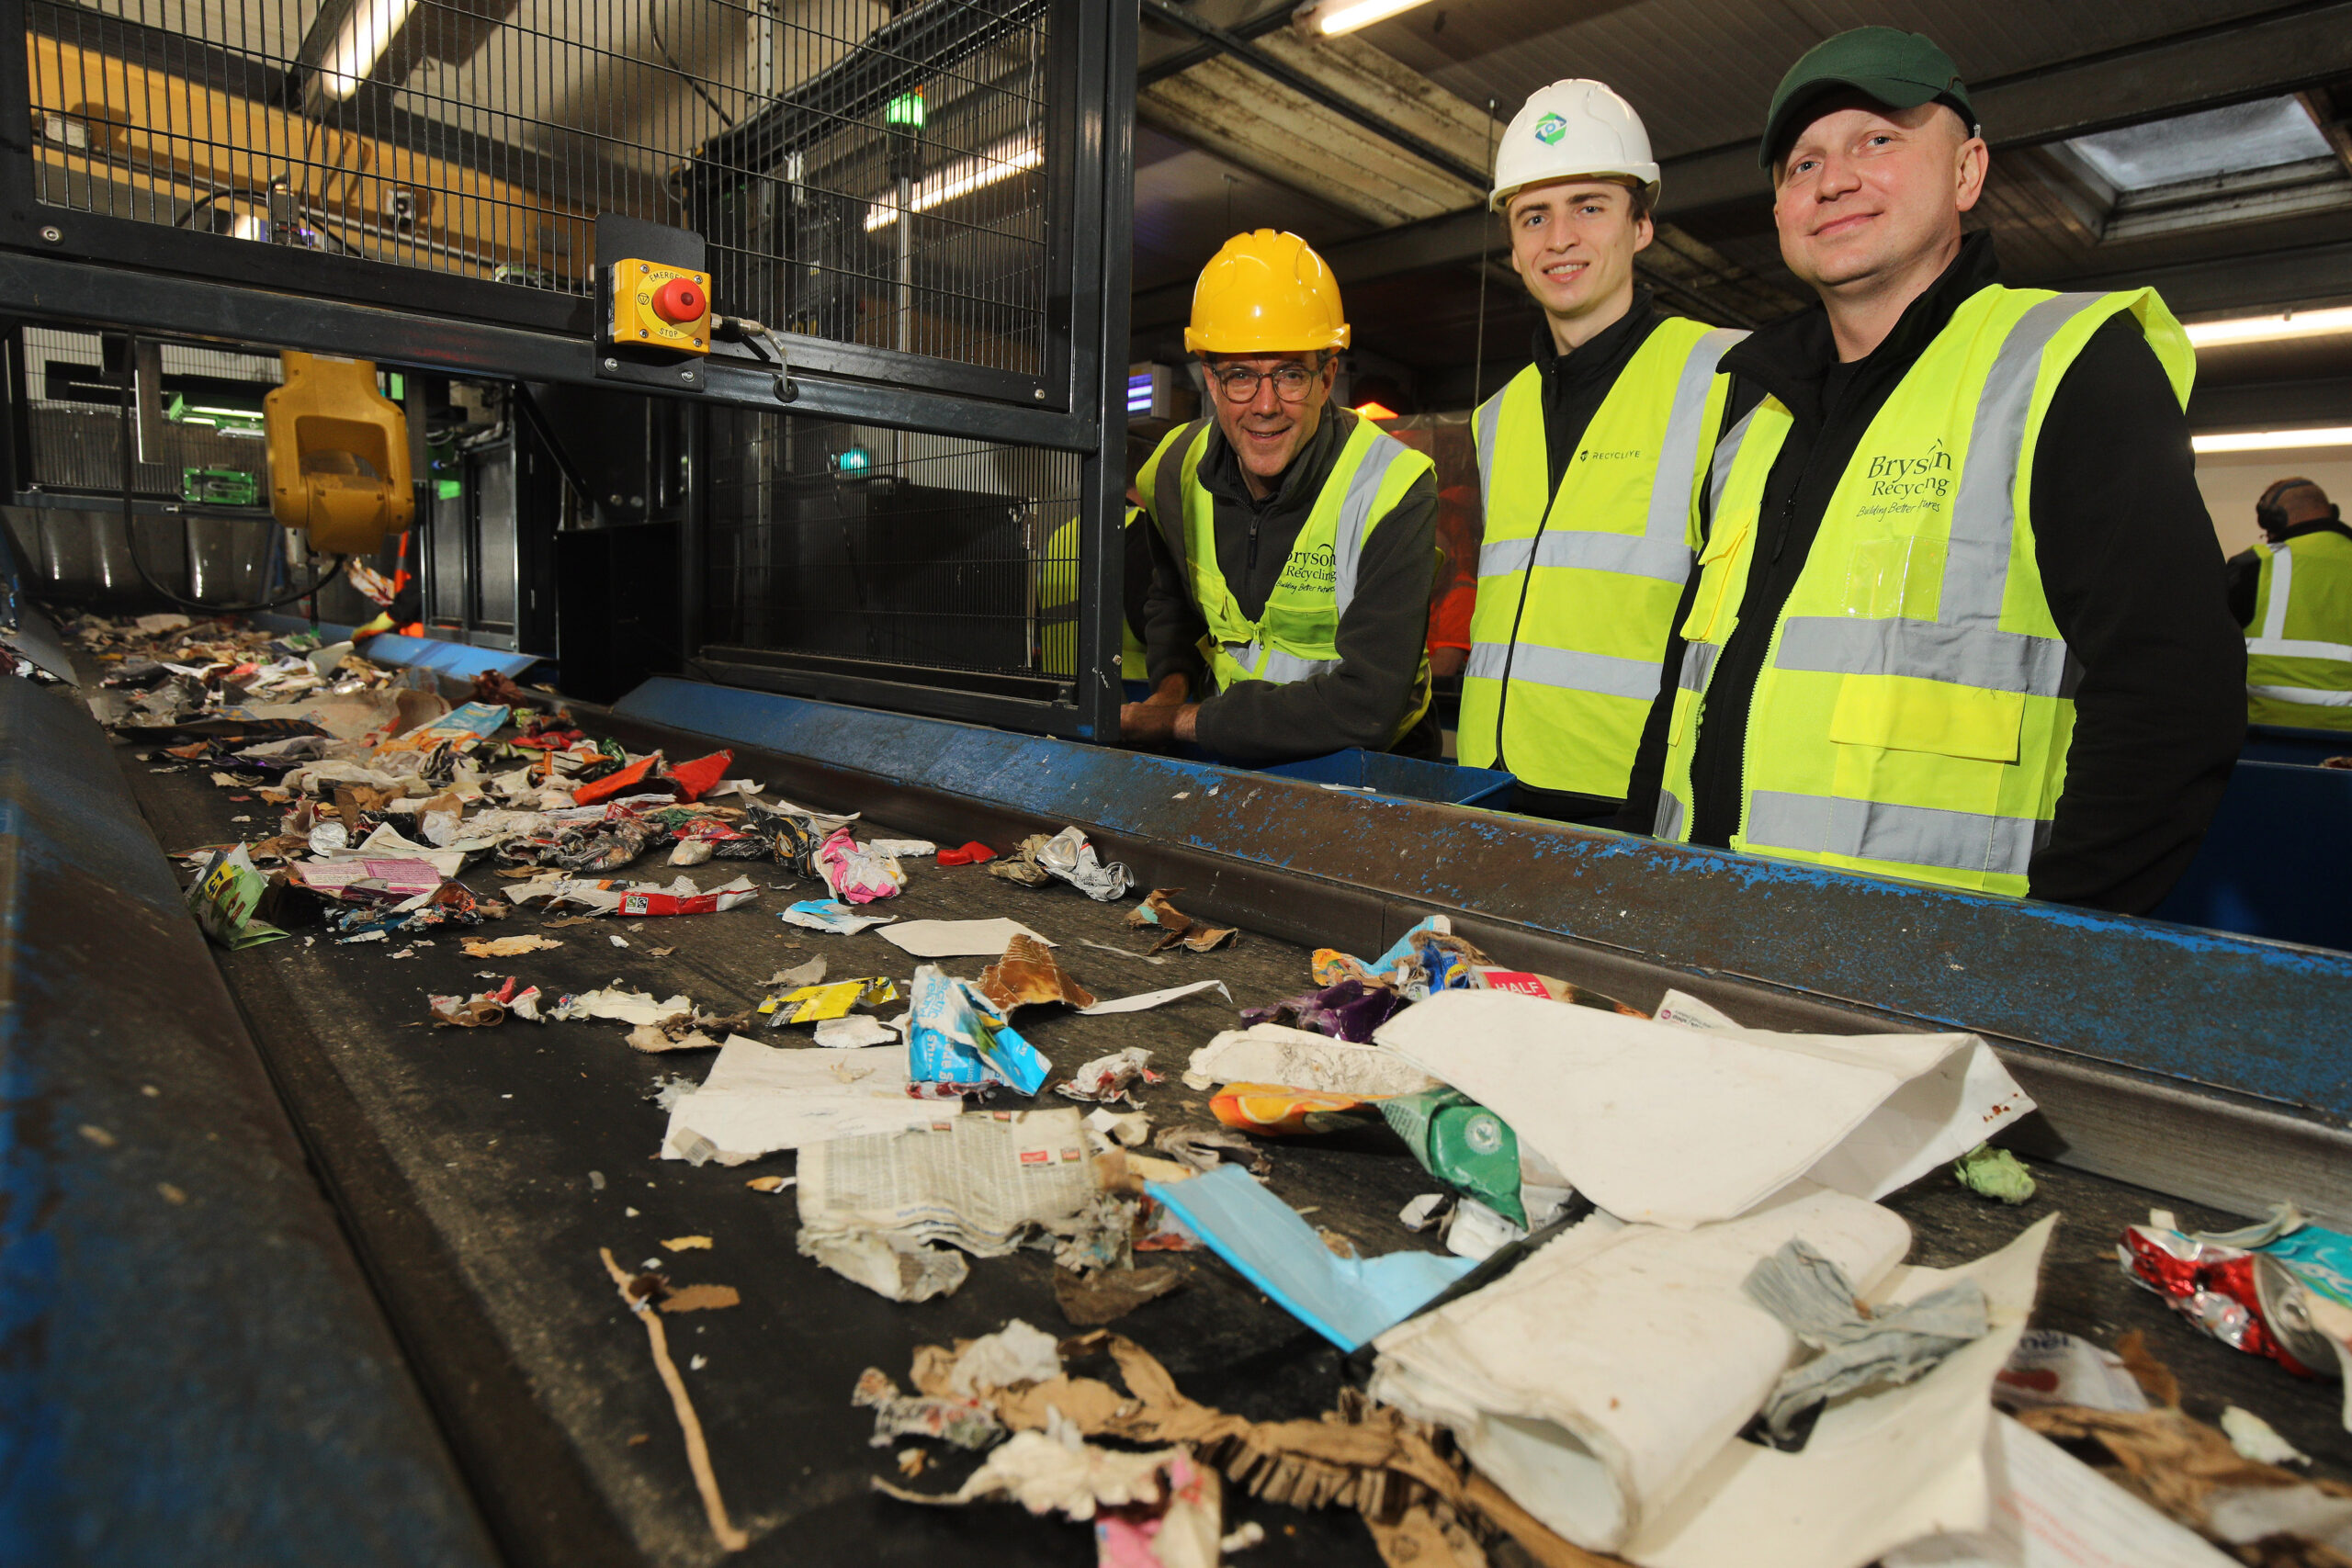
[1655, 286, 2195, 897]
[1459, 320, 1746, 795]
[1138, 412, 1436, 742]
[1041, 511, 1148, 681]
[2246, 530, 2352, 730]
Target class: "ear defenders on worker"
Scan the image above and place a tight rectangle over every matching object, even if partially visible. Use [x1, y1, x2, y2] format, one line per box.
[2257, 478, 2340, 536]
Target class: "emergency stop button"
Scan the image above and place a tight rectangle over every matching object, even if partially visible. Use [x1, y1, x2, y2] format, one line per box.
[651, 276, 705, 325]
[605, 256, 713, 355]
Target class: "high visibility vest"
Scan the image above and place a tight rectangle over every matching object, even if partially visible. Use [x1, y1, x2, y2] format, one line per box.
[1139, 412, 1435, 742]
[2246, 530, 2352, 730]
[1656, 286, 2195, 897]
[1460, 320, 1746, 795]
[1041, 511, 1148, 681]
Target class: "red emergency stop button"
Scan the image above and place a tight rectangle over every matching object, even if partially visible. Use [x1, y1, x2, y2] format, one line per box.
[650, 276, 705, 325]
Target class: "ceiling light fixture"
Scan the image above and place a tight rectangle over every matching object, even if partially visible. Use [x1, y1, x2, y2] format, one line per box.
[319, 0, 420, 102]
[865, 139, 1043, 231]
[2192, 426, 2352, 453]
[1294, 0, 1439, 36]
[2184, 305, 2352, 349]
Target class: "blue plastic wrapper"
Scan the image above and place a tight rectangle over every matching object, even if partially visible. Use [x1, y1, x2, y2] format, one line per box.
[2260, 1223, 2352, 1311]
[905, 964, 1049, 1096]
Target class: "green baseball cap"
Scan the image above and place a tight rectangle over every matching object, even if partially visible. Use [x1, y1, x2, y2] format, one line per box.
[1759, 27, 1977, 170]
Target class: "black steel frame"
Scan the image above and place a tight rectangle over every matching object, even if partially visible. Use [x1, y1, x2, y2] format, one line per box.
[0, 0, 1138, 743]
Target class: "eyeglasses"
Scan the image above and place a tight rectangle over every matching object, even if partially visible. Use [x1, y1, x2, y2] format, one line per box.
[1208, 362, 1322, 403]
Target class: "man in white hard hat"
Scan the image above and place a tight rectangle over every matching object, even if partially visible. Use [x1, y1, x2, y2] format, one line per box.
[1618, 28, 2242, 912]
[1124, 230, 1442, 763]
[1457, 80, 1746, 825]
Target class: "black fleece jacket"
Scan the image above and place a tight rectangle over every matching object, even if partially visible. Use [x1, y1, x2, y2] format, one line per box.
[1138, 404, 1441, 764]
[1617, 233, 2245, 914]
[1492, 288, 1672, 825]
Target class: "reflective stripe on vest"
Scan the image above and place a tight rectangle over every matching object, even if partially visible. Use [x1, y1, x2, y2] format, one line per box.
[1653, 286, 2196, 897]
[2245, 534, 2352, 727]
[1136, 412, 1435, 736]
[1458, 321, 1744, 793]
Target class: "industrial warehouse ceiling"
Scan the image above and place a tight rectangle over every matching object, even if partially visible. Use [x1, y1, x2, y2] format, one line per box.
[1129, 0, 2352, 427]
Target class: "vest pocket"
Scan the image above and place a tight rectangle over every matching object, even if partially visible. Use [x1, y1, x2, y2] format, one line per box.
[1829, 674, 2023, 763]
[1679, 525, 1749, 642]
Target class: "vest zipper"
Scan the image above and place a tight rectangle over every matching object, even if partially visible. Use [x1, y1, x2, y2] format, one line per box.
[1736, 434, 1827, 837]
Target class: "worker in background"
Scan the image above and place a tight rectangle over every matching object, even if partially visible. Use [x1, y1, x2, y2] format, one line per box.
[1125, 231, 1441, 763]
[2228, 479, 2352, 729]
[1459, 80, 1746, 825]
[1040, 422, 1170, 691]
[1619, 27, 2244, 913]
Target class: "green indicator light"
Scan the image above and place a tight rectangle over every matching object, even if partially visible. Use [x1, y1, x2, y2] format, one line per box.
[884, 92, 925, 130]
[836, 446, 871, 472]
[435, 479, 463, 500]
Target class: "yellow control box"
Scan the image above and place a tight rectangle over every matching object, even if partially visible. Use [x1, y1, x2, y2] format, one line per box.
[607, 257, 712, 354]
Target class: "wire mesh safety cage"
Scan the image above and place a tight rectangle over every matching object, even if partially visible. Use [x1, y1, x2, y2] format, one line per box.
[699, 405, 1082, 685]
[21, 0, 1060, 377]
[14, 322, 286, 500]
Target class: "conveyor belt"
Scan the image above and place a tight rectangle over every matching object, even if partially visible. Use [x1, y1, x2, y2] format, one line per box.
[92, 679, 2352, 1565]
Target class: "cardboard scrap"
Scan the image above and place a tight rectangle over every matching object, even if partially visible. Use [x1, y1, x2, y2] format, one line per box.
[463, 933, 564, 957]
[978, 935, 1097, 1014]
[1127, 888, 1237, 953]
[2015, 1402, 2352, 1560]
[659, 1284, 741, 1314]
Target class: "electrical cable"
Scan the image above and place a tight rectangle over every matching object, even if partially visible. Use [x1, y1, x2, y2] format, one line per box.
[649, 5, 737, 129]
[117, 332, 351, 614]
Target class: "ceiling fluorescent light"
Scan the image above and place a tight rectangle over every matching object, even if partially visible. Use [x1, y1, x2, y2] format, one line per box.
[1295, 0, 1438, 36]
[320, 0, 420, 102]
[2192, 426, 2352, 454]
[2185, 305, 2352, 349]
[866, 140, 1043, 231]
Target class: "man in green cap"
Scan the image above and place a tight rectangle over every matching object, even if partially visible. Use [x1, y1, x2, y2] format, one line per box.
[1620, 27, 2244, 913]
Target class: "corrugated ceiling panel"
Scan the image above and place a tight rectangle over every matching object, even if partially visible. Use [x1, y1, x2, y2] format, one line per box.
[1364, 0, 2290, 157]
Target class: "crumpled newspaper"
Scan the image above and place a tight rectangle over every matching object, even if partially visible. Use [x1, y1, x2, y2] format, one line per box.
[989, 827, 1133, 901]
[1743, 1237, 1988, 1443]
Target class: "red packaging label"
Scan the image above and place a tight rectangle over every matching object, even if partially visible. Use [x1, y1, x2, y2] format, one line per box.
[1479, 970, 1550, 997]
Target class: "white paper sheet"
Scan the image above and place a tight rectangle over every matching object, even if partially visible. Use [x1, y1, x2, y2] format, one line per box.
[1370, 1185, 1912, 1555]
[564, 987, 694, 1025]
[880, 918, 1057, 957]
[1882, 1413, 2233, 1568]
[1650, 991, 2036, 1202]
[660, 1037, 945, 1162]
[1374, 991, 1972, 1227]
[1077, 979, 1231, 1015]
[1623, 1217, 2056, 1568]
[1182, 1023, 1441, 1097]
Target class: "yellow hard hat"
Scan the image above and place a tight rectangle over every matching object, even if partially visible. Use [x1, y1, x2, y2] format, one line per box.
[1184, 230, 1351, 355]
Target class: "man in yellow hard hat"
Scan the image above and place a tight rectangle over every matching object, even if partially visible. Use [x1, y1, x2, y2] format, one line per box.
[1124, 231, 1441, 762]
[1460, 79, 1745, 825]
[1620, 27, 2243, 913]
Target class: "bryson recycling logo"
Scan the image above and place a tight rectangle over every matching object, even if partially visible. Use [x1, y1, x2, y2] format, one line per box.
[1533, 114, 1568, 144]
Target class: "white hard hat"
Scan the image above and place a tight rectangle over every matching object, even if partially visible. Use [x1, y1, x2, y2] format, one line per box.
[1489, 79, 1660, 211]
